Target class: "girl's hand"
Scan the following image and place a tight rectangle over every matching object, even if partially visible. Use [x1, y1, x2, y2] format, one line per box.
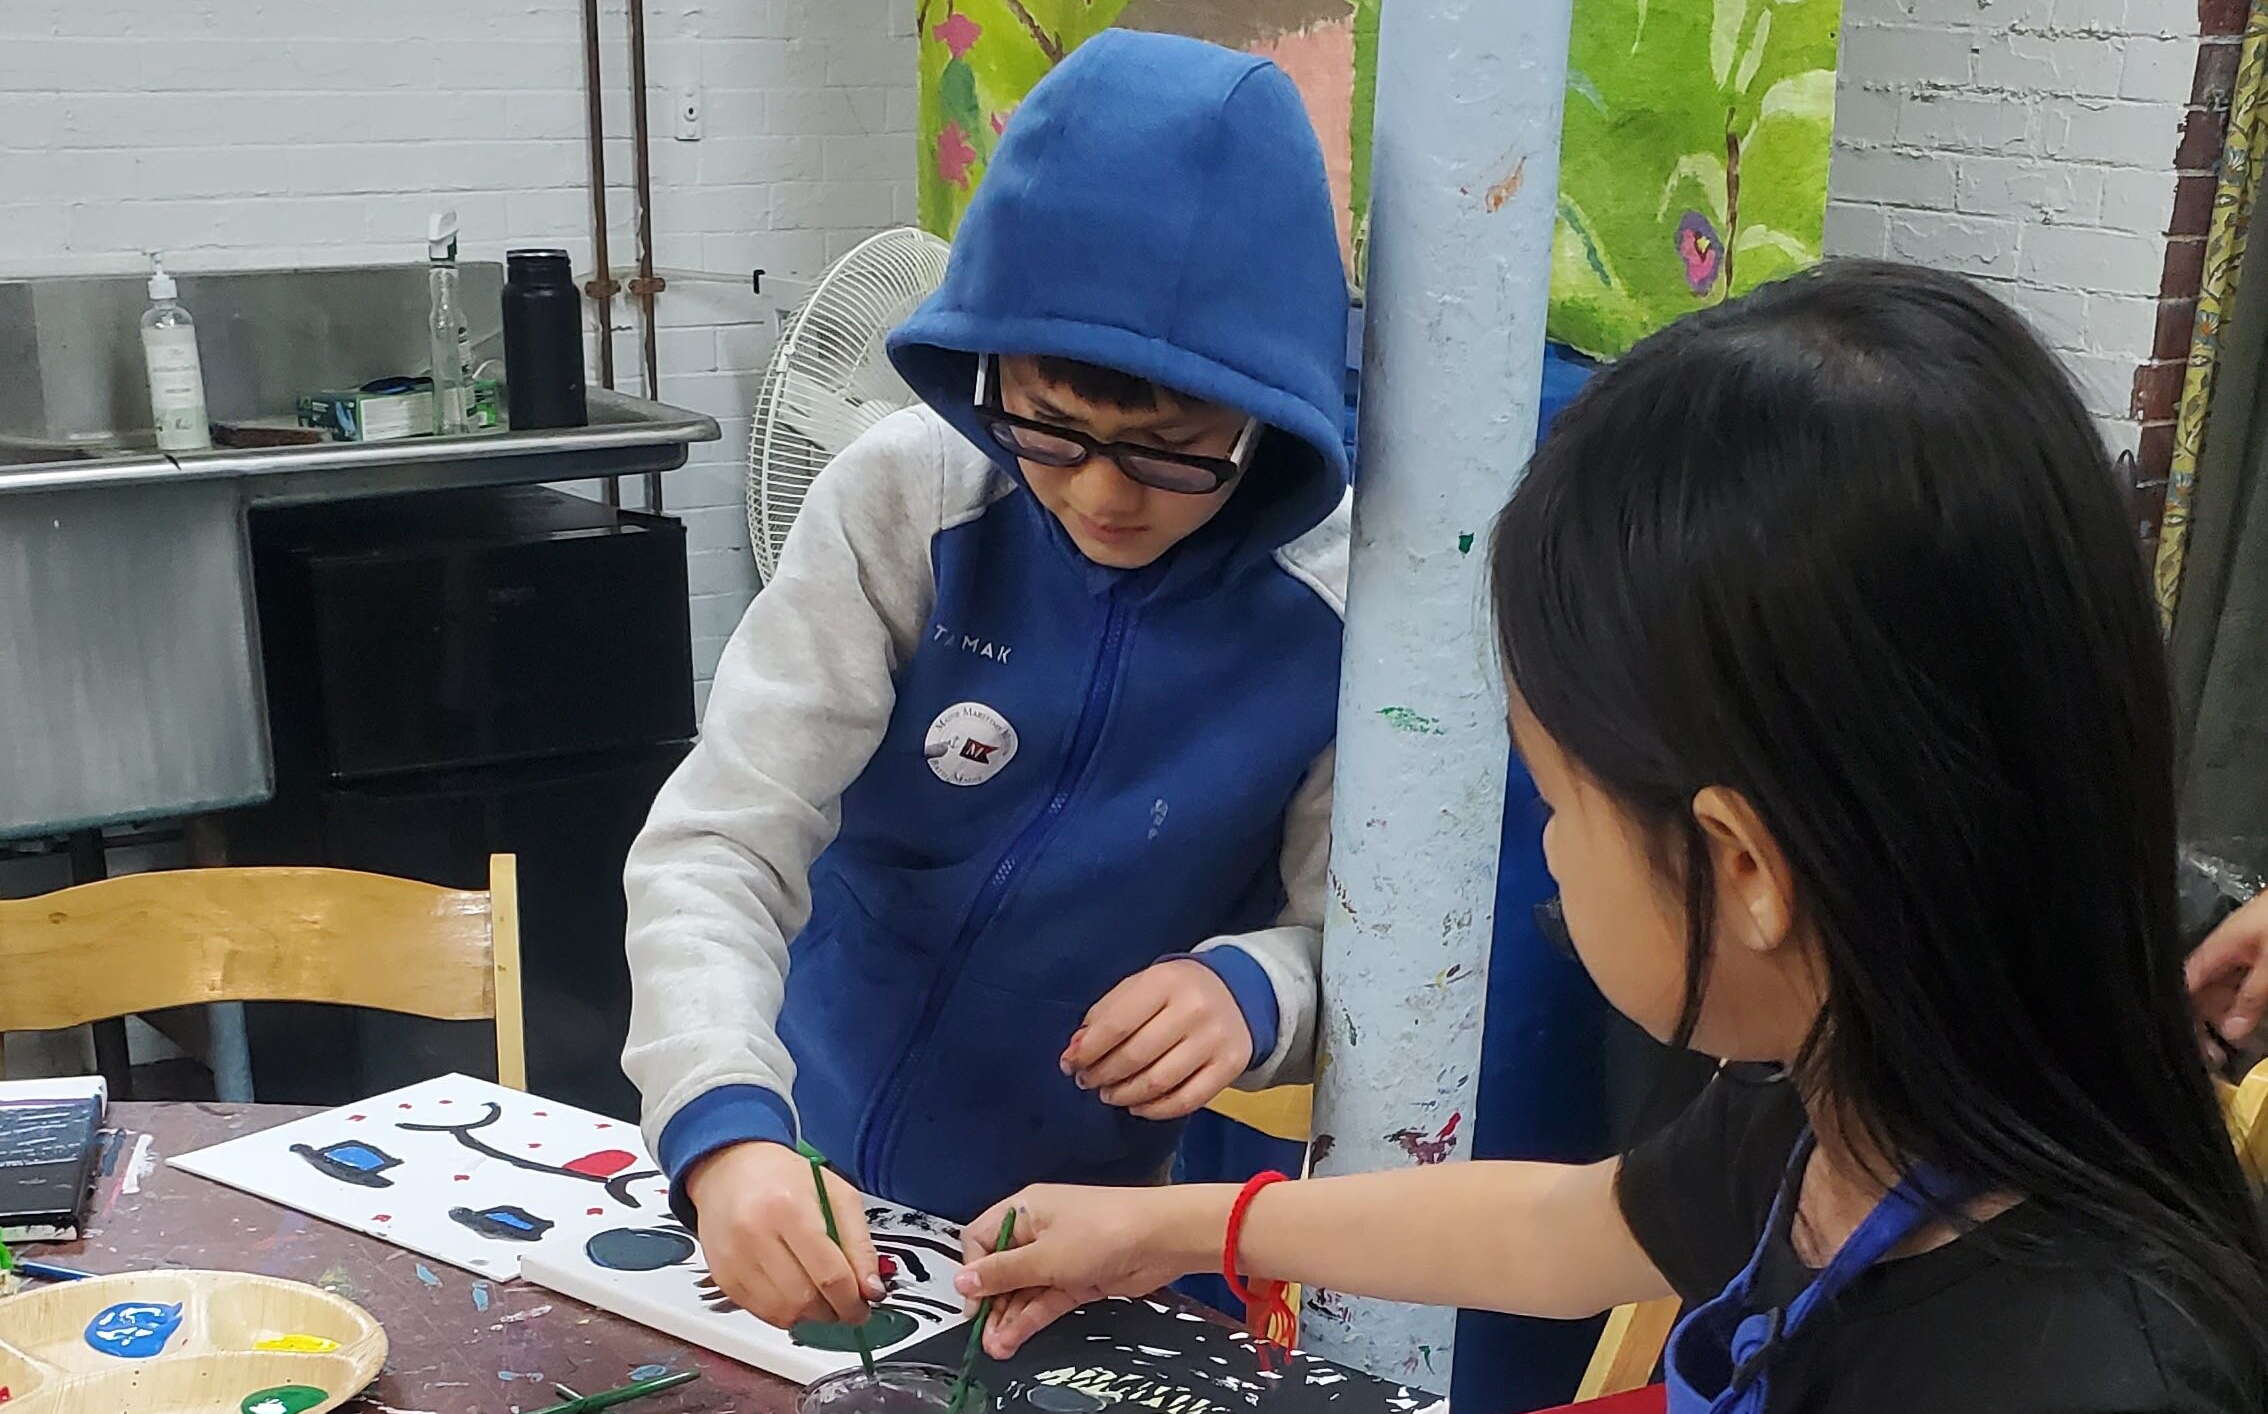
[956, 1184, 1227, 1358]
[2188, 891, 2268, 1047]
[1064, 959, 1254, 1119]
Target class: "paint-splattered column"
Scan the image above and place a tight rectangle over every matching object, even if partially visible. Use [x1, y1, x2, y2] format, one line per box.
[1303, 0, 1573, 1386]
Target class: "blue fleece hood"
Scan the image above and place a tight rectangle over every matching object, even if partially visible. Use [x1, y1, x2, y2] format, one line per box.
[889, 29, 1351, 555]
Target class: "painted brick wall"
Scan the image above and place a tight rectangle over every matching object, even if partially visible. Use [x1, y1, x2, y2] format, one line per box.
[0, 0, 919, 710]
[1827, 0, 2203, 478]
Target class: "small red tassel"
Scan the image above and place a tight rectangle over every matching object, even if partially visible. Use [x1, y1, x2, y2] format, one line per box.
[1222, 1171, 1297, 1362]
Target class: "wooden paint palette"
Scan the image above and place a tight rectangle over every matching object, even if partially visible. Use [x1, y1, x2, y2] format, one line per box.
[0, 1270, 385, 1413]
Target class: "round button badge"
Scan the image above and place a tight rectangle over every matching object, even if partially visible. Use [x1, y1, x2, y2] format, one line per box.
[923, 701, 1018, 786]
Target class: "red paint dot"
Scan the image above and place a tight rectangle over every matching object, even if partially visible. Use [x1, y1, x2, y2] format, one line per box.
[878, 1254, 898, 1278]
[533, 1111, 548, 1117]
[438, 1099, 453, 1105]
[587, 1207, 604, 1216]
[374, 1214, 392, 1222]
[397, 1103, 413, 1109]
[527, 1142, 543, 1150]
[454, 1174, 471, 1182]
[346, 1114, 366, 1122]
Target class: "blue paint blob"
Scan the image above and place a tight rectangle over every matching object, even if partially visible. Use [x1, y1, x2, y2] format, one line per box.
[414, 1263, 441, 1290]
[472, 1281, 492, 1312]
[631, 1364, 670, 1381]
[86, 1301, 183, 1358]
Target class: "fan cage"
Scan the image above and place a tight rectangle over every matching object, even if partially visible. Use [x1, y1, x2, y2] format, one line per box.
[748, 227, 951, 582]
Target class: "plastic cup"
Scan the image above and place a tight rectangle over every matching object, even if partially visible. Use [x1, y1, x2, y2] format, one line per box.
[799, 1362, 978, 1414]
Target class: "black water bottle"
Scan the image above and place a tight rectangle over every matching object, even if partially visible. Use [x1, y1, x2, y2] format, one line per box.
[501, 249, 587, 429]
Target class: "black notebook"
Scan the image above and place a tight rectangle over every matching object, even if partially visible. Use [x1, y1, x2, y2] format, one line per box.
[0, 1079, 107, 1243]
[899, 1295, 1445, 1414]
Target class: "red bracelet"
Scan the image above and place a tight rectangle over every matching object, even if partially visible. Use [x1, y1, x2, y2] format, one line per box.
[1222, 1170, 1296, 1358]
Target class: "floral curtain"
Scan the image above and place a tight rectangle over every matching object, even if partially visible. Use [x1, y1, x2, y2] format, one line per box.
[2156, 2, 2268, 627]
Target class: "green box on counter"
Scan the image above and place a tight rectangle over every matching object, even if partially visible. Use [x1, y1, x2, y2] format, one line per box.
[298, 379, 504, 442]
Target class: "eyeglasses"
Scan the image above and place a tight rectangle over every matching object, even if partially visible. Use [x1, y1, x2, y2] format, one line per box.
[1533, 895, 1577, 960]
[973, 354, 1261, 495]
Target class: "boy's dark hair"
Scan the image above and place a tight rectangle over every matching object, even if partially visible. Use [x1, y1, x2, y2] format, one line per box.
[1029, 355, 1163, 411]
[1491, 259, 2268, 1394]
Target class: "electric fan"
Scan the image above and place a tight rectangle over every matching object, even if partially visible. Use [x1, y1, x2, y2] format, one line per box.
[746, 227, 951, 582]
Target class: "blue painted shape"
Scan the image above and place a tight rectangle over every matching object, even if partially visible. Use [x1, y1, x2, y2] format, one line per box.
[631, 1364, 670, 1381]
[414, 1263, 441, 1290]
[86, 1301, 184, 1359]
[471, 1281, 492, 1312]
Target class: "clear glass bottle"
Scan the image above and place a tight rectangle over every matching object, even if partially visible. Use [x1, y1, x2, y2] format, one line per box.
[428, 210, 474, 435]
[141, 254, 212, 453]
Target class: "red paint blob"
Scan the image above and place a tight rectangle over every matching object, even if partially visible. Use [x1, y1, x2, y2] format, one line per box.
[533, 1110, 548, 1117]
[562, 1149, 637, 1178]
[454, 1174, 470, 1182]
[346, 1114, 366, 1122]
[374, 1214, 392, 1222]
[438, 1099, 453, 1105]
[587, 1207, 604, 1216]
[397, 1103, 412, 1109]
[878, 1254, 898, 1278]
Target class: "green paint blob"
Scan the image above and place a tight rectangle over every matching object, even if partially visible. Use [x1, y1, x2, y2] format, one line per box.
[1378, 706, 1447, 736]
[790, 1306, 919, 1351]
[241, 1386, 328, 1414]
[1457, 533, 1475, 555]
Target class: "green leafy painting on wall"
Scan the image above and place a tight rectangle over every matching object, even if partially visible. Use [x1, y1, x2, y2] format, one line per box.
[916, 0, 1836, 358]
[1550, 0, 1843, 358]
[917, 0, 1378, 280]
[916, 1, 1125, 238]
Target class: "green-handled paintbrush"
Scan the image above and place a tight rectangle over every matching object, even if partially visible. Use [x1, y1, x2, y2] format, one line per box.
[946, 1207, 1017, 1414]
[796, 1140, 877, 1376]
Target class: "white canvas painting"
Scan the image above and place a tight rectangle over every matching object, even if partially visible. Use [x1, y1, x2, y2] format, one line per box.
[169, 1074, 663, 1279]
[521, 1200, 972, 1385]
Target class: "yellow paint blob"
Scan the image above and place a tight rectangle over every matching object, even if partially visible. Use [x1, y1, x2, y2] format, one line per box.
[254, 1334, 340, 1354]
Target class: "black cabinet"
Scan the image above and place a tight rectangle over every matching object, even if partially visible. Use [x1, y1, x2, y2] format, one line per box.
[220, 486, 697, 1118]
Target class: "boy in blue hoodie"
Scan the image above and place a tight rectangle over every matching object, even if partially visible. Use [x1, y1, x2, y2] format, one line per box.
[621, 30, 1350, 1332]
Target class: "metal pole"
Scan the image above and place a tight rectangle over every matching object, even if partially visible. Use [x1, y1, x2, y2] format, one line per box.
[578, 0, 621, 510]
[1303, 0, 1572, 1386]
[626, 0, 667, 515]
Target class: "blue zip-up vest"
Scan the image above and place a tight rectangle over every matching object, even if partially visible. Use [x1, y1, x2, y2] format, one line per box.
[781, 30, 1350, 1220]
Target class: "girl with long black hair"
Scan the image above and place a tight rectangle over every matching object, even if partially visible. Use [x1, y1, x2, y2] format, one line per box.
[947, 262, 2268, 1411]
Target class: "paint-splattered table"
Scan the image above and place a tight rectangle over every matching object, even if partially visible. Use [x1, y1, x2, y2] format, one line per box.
[26, 1103, 799, 1414]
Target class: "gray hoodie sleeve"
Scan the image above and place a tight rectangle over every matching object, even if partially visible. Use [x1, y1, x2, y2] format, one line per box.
[1194, 743, 1334, 1089]
[622, 408, 961, 1167]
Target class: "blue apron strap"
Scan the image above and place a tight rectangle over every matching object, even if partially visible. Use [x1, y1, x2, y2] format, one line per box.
[1666, 1132, 1965, 1414]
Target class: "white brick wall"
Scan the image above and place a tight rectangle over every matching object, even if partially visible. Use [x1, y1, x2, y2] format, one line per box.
[1829, 0, 2197, 458]
[0, 0, 918, 710]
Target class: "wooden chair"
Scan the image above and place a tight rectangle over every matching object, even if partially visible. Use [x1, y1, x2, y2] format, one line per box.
[0, 855, 525, 1091]
[1206, 1083, 1314, 1144]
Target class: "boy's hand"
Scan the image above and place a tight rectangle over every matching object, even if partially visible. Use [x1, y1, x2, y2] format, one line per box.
[956, 1184, 1224, 1358]
[2190, 890, 2268, 1047]
[682, 1140, 885, 1330]
[1063, 959, 1253, 1119]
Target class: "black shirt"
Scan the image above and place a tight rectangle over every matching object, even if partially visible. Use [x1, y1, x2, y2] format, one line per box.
[1615, 1070, 2238, 1412]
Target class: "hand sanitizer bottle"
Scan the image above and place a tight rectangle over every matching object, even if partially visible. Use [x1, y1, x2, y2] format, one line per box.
[428, 210, 474, 435]
[141, 254, 211, 452]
